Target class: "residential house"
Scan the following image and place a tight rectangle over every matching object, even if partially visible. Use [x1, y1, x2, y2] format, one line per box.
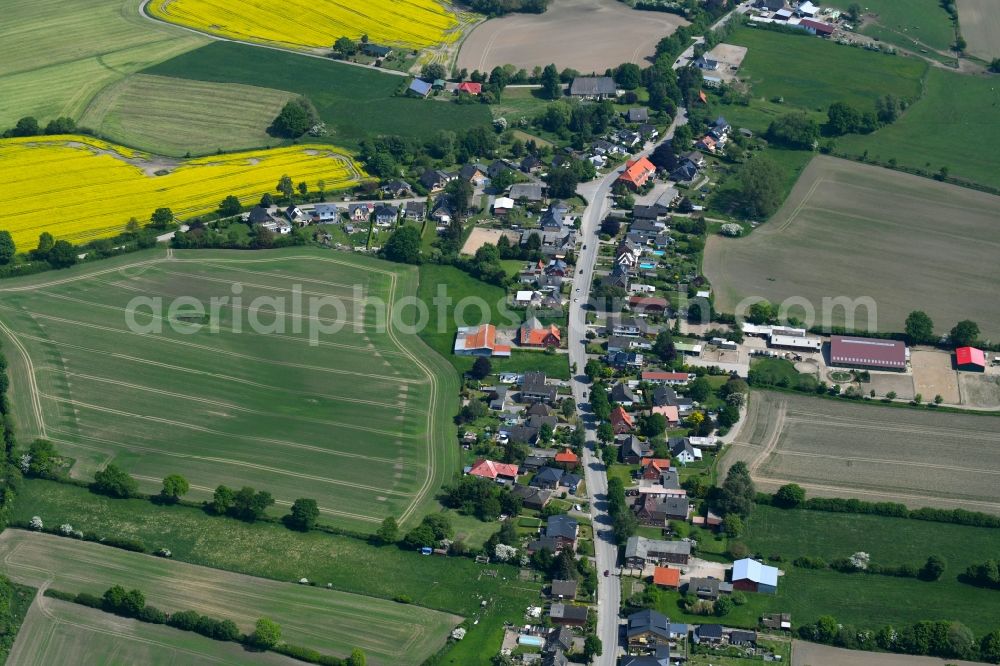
[670, 162, 698, 183]
[638, 123, 659, 140]
[592, 139, 623, 156]
[521, 155, 543, 173]
[606, 316, 644, 337]
[530, 466, 565, 490]
[799, 17, 835, 35]
[526, 403, 551, 420]
[618, 156, 657, 191]
[762, 613, 792, 631]
[637, 495, 690, 525]
[546, 626, 574, 654]
[554, 448, 579, 471]
[511, 484, 552, 510]
[687, 577, 731, 601]
[683, 151, 707, 169]
[611, 405, 635, 434]
[650, 404, 679, 426]
[419, 169, 454, 193]
[630, 215, 667, 233]
[626, 107, 650, 123]
[617, 129, 642, 148]
[669, 623, 689, 640]
[669, 437, 702, 464]
[549, 603, 588, 626]
[519, 317, 562, 348]
[615, 241, 642, 271]
[488, 159, 519, 179]
[361, 43, 392, 58]
[547, 514, 578, 550]
[730, 629, 758, 646]
[602, 263, 631, 291]
[312, 203, 339, 223]
[510, 182, 545, 203]
[549, 580, 578, 600]
[543, 650, 570, 666]
[372, 204, 398, 227]
[697, 135, 718, 153]
[694, 56, 720, 71]
[489, 386, 509, 411]
[621, 653, 670, 666]
[624, 536, 692, 567]
[456, 81, 482, 95]
[607, 335, 639, 353]
[403, 200, 426, 221]
[545, 258, 569, 277]
[348, 202, 374, 221]
[653, 566, 681, 589]
[569, 76, 617, 99]
[431, 198, 452, 224]
[380, 179, 411, 197]
[653, 388, 693, 414]
[521, 455, 551, 471]
[466, 459, 519, 483]
[520, 371, 557, 403]
[639, 458, 672, 481]
[247, 206, 275, 226]
[694, 624, 724, 646]
[284, 205, 306, 224]
[505, 424, 538, 445]
[619, 434, 653, 464]
[629, 297, 668, 314]
[611, 382, 639, 406]
[642, 372, 692, 386]
[492, 196, 515, 215]
[626, 609, 671, 652]
[540, 201, 570, 230]
[453, 324, 512, 357]
[408, 79, 432, 98]
[527, 535, 560, 555]
[606, 351, 644, 370]
[731, 558, 779, 593]
[459, 163, 488, 186]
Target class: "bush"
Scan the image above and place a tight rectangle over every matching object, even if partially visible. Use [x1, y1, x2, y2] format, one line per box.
[794, 556, 828, 570]
[167, 610, 201, 632]
[138, 605, 167, 624]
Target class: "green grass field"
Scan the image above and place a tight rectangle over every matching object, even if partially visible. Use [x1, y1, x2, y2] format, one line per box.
[416, 265, 570, 379]
[835, 67, 1000, 190]
[9, 595, 294, 666]
[827, 0, 957, 54]
[77, 74, 296, 157]
[0, 530, 459, 665]
[728, 26, 926, 112]
[11, 479, 542, 665]
[0, 0, 208, 128]
[0, 248, 459, 532]
[144, 42, 492, 150]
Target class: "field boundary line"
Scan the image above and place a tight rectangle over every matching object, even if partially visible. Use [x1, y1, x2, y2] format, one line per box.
[753, 475, 1000, 512]
[0, 319, 46, 438]
[785, 414, 1000, 442]
[762, 448, 1000, 477]
[747, 399, 786, 477]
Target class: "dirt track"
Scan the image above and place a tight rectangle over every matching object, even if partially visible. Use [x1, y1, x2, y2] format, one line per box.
[456, 0, 687, 72]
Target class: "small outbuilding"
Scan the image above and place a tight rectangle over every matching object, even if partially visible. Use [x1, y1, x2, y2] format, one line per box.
[955, 346, 987, 372]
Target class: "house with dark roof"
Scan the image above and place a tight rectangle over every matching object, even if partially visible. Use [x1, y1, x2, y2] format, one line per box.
[361, 43, 392, 58]
[527, 535, 560, 554]
[619, 434, 652, 464]
[626, 107, 650, 123]
[247, 206, 275, 225]
[546, 626, 574, 653]
[403, 200, 426, 221]
[638, 495, 689, 525]
[521, 155, 543, 173]
[729, 629, 758, 646]
[694, 624, 724, 645]
[530, 466, 565, 490]
[603, 263, 631, 291]
[380, 179, 411, 197]
[408, 79, 432, 98]
[546, 514, 578, 550]
[621, 653, 670, 666]
[549, 579, 578, 600]
[670, 162, 698, 183]
[549, 603, 588, 626]
[569, 76, 617, 99]
[625, 536, 691, 567]
[458, 162, 488, 186]
[687, 577, 730, 601]
[419, 169, 454, 193]
[520, 371, 557, 403]
[348, 202, 374, 221]
[543, 650, 570, 666]
[510, 182, 545, 202]
[611, 382, 639, 406]
[511, 484, 552, 510]
[312, 203, 339, 223]
[627, 609, 671, 651]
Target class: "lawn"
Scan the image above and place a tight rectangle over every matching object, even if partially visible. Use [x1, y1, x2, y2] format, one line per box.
[77, 74, 297, 157]
[0, 0, 208, 128]
[704, 155, 1000, 338]
[727, 25, 926, 112]
[144, 42, 492, 150]
[0, 530, 460, 665]
[835, 67, 1000, 191]
[11, 479, 541, 664]
[416, 264, 570, 379]
[826, 0, 957, 54]
[8, 595, 292, 666]
[0, 248, 460, 533]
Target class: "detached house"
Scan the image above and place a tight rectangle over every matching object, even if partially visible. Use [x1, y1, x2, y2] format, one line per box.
[466, 459, 519, 483]
[312, 203, 339, 223]
[519, 317, 561, 348]
[403, 200, 426, 221]
[547, 514, 578, 550]
[618, 156, 657, 191]
[626, 609, 671, 652]
[348, 202, 374, 221]
[611, 406, 635, 434]
[373, 204, 398, 227]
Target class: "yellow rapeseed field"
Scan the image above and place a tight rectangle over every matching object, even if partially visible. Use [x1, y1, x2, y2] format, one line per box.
[148, 0, 459, 50]
[0, 136, 364, 250]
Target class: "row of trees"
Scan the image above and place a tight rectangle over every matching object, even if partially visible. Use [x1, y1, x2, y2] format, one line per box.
[607, 477, 637, 544]
[2, 115, 77, 138]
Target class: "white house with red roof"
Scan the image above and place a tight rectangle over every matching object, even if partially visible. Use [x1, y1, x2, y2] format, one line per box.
[467, 458, 519, 483]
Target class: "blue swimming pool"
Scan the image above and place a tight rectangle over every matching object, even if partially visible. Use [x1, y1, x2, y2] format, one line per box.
[651, 250, 665, 256]
[639, 262, 656, 269]
[519, 636, 545, 647]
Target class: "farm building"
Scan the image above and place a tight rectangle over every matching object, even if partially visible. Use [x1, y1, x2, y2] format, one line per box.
[828, 335, 907, 371]
[731, 558, 779, 594]
[798, 18, 835, 35]
[642, 371, 692, 385]
[955, 346, 987, 372]
[768, 327, 822, 351]
[519, 317, 561, 348]
[454, 324, 512, 357]
[408, 79, 432, 97]
[625, 535, 692, 567]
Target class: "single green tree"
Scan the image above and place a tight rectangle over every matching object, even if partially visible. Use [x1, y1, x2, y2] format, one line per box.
[597, 422, 614, 445]
[540, 64, 561, 100]
[0, 231, 16, 265]
[286, 498, 320, 531]
[47, 240, 77, 268]
[382, 226, 422, 264]
[36, 231, 55, 257]
[211, 485, 236, 515]
[92, 464, 138, 498]
[160, 474, 190, 503]
[349, 649, 367, 666]
[252, 617, 282, 649]
[277, 175, 294, 200]
[920, 555, 946, 581]
[583, 634, 603, 659]
[722, 513, 744, 538]
[904, 310, 935, 345]
[218, 195, 242, 217]
[376, 516, 399, 544]
[333, 36, 357, 56]
[471, 356, 492, 380]
[150, 207, 174, 228]
[949, 320, 980, 348]
[774, 483, 805, 508]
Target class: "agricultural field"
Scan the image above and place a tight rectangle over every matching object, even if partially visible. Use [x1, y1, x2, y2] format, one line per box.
[792, 641, 986, 666]
[0, 530, 459, 665]
[726, 25, 926, 112]
[826, 0, 958, 54]
[77, 75, 296, 157]
[723, 390, 1000, 513]
[703, 156, 1000, 338]
[147, 0, 460, 51]
[9, 595, 296, 666]
[0, 0, 207, 128]
[835, 67, 1000, 190]
[145, 42, 493, 149]
[957, 0, 1000, 60]
[0, 248, 460, 533]
[0, 136, 363, 249]
[457, 0, 687, 72]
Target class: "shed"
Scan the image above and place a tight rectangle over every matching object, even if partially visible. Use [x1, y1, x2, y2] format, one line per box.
[955, 346, 987, 372]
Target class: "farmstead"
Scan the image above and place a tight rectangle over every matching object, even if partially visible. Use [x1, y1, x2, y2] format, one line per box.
[0, 136, 363, 248]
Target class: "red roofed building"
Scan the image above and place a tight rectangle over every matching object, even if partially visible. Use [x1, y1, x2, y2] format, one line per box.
[640, 458, 672, 480]
[651, 404, 679, 425]
[454, 324, 512, 357]
[800, 18, 835, 35]
[467, 458, 519, 482]
[653, 566, 680, 589]
[829, 335, 906, 371]
[519, 317, 562, 348]
[618, 157, 656, 191]
[629, 296, 669, 314]
[641, 371, 691, 385]
[611, 405, 635, 434]
[457, 82, 482, 95]
[955, 346, 987, 372]
[554, 448, 580, 470]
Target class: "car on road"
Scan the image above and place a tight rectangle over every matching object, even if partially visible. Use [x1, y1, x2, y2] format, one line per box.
[575, 288, 580, 293]
[582, 244, 586, 249]
[603, 570, 610, 577]
[573, 298, 578, 303]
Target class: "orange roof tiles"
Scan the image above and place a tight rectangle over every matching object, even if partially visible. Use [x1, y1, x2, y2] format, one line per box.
[653, 566, 680, 588]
